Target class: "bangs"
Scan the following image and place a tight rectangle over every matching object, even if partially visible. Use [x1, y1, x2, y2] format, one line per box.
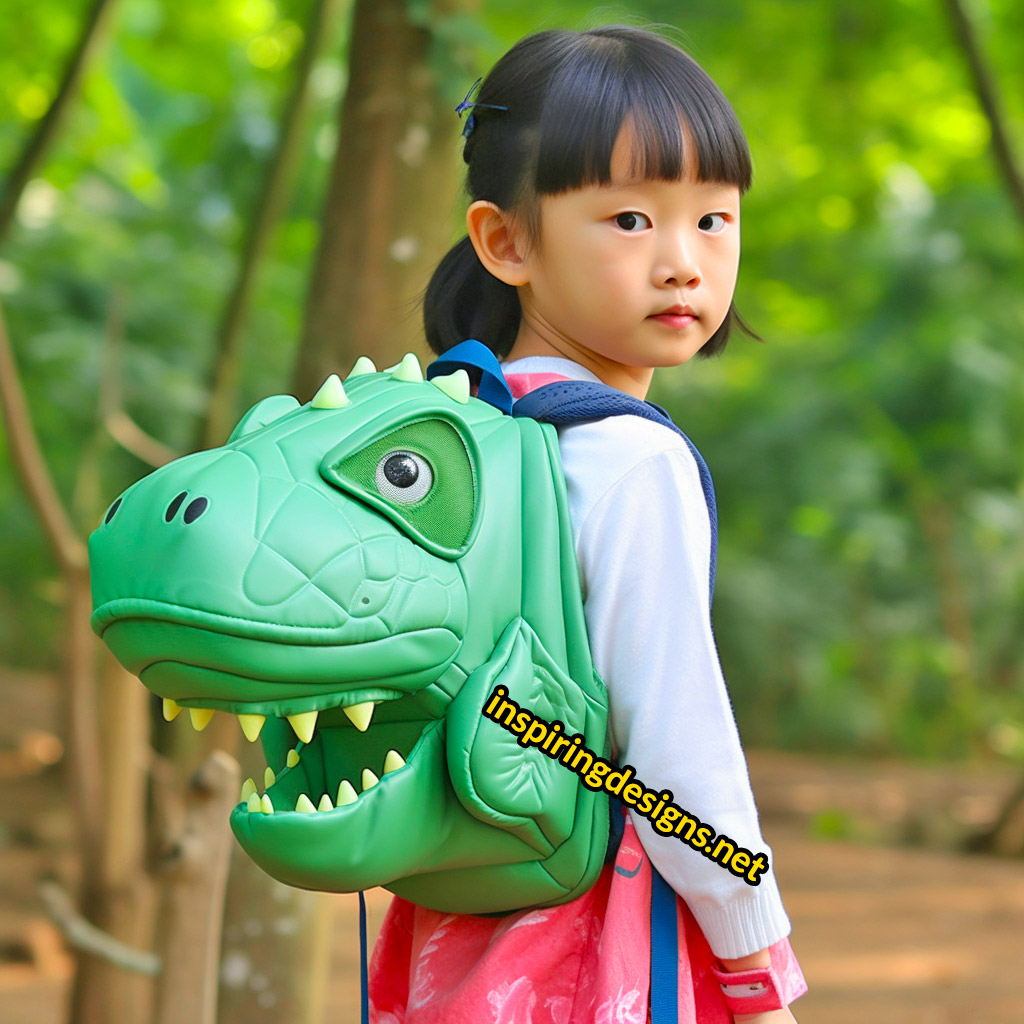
[533, 36, 751, 196]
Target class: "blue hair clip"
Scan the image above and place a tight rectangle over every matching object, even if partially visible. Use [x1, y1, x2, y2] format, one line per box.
[455, 77, 509, 139]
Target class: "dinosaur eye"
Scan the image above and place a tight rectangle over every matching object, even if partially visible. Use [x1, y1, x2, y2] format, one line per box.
[320, 417, 477, 558]
[375, 450, 433, 504]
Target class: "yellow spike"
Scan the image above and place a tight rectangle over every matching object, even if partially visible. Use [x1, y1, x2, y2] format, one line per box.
[383, 749, 406, 774]
[429, 368, 470, 404]
[189, 707, 215, 731]
[317, 793, 334, 812]
[247, 792, 261, 813]
[162, 698, 182, 722]
[346, 355, 377, 378]
[336, 779, 358, 805]
[295, 793, 316, 814]
[310, 373, 351, 409]
[286, 748, 300, 768]
[260, 793, 274, 814]
[264, 766, 276, 789]
[240, 778, 258, 802]
[361, 768, 379, 791]
[389, 352, 423, 383]
[238, 713, 265, 742]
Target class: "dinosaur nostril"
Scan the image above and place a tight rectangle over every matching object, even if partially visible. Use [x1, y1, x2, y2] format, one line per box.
[165, 491, 188, 522]
[104, 497, 122, 524]
[183, 496, 209, 524]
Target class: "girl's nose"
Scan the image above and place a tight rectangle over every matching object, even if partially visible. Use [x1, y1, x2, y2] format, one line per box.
[657, 234, 700, 287]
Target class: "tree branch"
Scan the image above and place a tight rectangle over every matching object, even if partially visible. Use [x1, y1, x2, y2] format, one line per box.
[943, 0, 1024, 224]
[0, 298, 86, 574]
[0, 0, 125, 246]
[38, 878, 162, 976]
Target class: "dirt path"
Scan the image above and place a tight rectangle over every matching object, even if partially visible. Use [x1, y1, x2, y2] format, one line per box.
[1, 664, 1022, 1022]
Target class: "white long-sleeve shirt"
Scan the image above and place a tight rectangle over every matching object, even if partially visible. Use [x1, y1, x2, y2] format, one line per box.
[501, 354, 792, 959]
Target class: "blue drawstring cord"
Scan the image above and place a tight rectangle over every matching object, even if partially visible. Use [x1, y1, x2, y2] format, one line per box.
[359, 890, 369, 1024]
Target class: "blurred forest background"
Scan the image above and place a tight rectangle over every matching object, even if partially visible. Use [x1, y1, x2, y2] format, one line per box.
[1, 0, 1023, 1022]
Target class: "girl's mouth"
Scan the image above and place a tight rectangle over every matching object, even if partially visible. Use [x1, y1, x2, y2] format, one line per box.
[649, 313, 697, 328]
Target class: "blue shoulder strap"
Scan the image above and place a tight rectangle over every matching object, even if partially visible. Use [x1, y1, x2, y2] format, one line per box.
[513, 380, 715, 1024]
[425, 338, 515, 415]
[511, 379, 718, 608]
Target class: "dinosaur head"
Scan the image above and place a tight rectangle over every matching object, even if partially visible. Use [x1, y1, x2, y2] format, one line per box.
[88, 352, 607, 911]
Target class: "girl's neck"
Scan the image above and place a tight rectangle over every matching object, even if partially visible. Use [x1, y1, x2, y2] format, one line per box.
[503, 333, 653, 401]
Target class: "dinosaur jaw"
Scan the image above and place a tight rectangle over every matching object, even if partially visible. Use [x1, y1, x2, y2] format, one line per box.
[227, 709, 452, 892]
[230, 690, 431, 812]
[93, 608, 463, 890]
[159, 686, 456, 891]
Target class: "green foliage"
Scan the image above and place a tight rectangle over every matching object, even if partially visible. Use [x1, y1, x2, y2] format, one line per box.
[1, 0, 1023, 766]
[808, 808, 855, 841]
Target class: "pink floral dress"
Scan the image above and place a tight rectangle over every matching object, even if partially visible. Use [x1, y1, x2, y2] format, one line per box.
[367, 371, 807, 1023]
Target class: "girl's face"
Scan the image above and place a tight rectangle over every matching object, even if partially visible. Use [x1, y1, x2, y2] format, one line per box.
[503, 117, 741, 394]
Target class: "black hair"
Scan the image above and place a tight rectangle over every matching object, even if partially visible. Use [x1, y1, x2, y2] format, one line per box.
[422, 22, 763, 361]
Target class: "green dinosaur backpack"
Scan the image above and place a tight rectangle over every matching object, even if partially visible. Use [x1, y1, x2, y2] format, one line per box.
[88, 343, 612, 915]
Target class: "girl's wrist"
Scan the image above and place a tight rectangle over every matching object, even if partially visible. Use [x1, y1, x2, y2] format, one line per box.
[718, 949, 771, 972]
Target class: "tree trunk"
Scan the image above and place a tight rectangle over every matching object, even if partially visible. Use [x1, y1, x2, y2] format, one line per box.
[214, 738, 335, 1024]
[197, 0, 346, 453]
[292, 0, 476, 398]
[152, 751, 240, 1024]
[77, 652, 157, 1024]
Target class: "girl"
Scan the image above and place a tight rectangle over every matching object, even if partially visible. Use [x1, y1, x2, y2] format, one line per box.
[369, 23, 807, 1024]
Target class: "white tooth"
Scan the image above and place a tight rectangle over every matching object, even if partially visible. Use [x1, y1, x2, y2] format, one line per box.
[361, 768, 379, 791]
[238, 714, 265, 742]
[247, 792, 261, 813]
[343, 701, 374, 732]
[318, 794, 334, 812]
[189, 707, 214, 731]
[260, 793, 274, 814]
[264, 766, 276, 789]
[163, 698, 182, 721]
[240, 778, 257, 802]
[286, 748, 300, 768]
[295, 794, 316, 814]
[383, 749, 406, 774]
[336, 779, 357, 805]
[287, 710, 318, 744]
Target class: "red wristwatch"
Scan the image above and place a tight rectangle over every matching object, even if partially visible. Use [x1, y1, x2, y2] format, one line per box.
[710, 962, 787, 1015]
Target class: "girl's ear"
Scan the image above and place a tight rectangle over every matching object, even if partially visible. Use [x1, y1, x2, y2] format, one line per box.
[466, 200, 530, 287]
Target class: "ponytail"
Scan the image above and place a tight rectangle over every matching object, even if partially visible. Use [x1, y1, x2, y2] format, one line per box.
[423, 235, 522, 359]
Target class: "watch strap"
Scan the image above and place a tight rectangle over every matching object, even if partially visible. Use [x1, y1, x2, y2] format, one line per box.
[710, 962, 787, 1015]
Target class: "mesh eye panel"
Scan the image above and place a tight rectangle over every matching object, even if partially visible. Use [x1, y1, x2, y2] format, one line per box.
[330, 418, 476, 552]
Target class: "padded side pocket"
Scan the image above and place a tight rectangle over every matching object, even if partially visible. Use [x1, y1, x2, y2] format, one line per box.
[447, 616, 603, 855]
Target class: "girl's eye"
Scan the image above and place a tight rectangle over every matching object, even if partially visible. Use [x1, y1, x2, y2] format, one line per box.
[614, 211, 651, 232]
[699, 212, 728, 233]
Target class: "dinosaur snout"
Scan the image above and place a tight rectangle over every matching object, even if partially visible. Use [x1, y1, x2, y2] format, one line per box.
[100, 488, 211, 527]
